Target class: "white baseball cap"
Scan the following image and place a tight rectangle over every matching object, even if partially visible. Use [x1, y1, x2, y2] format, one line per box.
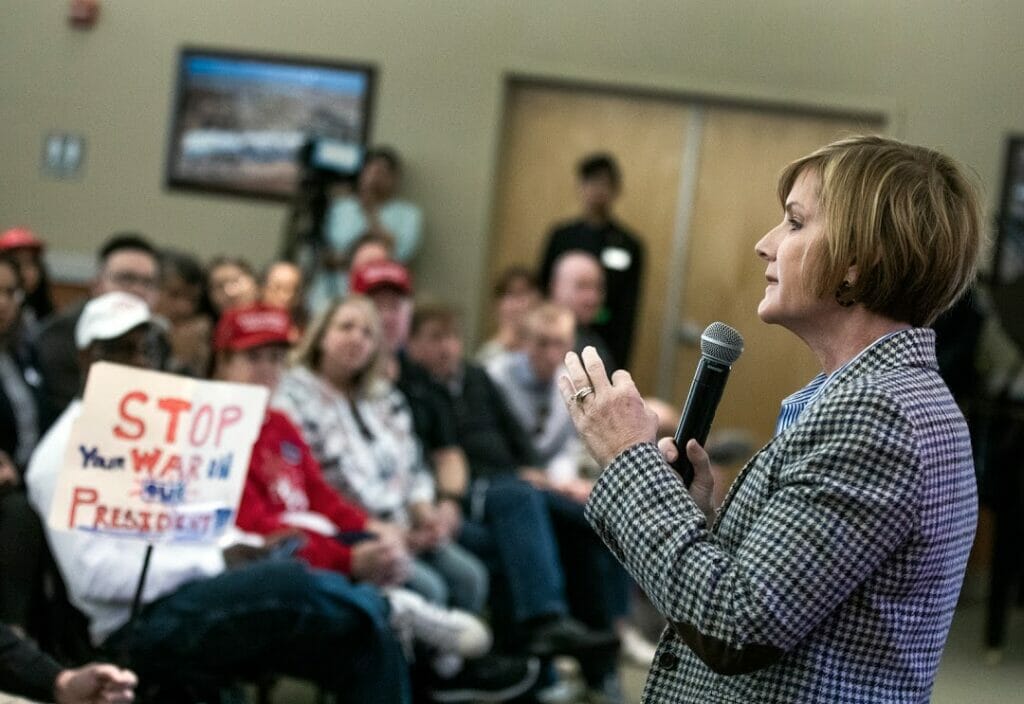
[75, 292, 154, 350]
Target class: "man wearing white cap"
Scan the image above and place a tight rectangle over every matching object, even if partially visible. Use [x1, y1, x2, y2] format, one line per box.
[25, 292, 413, 703]
[33, 233, 163, 429]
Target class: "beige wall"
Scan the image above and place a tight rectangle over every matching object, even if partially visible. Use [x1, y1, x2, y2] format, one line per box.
[2, 1, 1023, 340]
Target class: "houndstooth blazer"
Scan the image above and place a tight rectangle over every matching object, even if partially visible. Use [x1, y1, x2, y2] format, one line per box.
[586, 328, 976, 703]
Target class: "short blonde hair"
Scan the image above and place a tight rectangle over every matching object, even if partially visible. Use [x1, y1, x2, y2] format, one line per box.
[290, 294, 388, 397]
[778, 135, 983, 326]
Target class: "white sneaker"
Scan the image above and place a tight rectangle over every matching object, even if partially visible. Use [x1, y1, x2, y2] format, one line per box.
[619, 623, 658, 667]
[535, 677, 584, 704]
[387, 588, 492, 658]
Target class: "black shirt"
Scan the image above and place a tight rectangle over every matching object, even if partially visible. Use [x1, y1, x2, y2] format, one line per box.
[444, 363, 538, 478]
[31, 301, 85, 432]
[396, 350, 458, 452]
[539, 217, 645, 368]
[0, 623, 62, 702]
[403, 359, 538, 480]
[574, 324, 617, 371]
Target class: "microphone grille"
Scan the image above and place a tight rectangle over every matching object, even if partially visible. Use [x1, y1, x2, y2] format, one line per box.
[701, 322, 744, 365]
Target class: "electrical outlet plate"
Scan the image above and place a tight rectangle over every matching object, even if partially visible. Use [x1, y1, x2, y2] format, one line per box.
[41, 132, 86, 179]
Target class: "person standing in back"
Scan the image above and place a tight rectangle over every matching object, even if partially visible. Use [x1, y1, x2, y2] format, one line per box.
[538, 154, 644, 368]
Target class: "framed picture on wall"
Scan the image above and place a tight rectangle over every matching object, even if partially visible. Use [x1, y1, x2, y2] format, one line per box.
[165, 46, 375, 201]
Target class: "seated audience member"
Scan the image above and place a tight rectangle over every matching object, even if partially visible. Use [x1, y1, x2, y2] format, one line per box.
[351, 260, 414, 382]
[0, 450, 43, 641]
[26, 292, 413, 704]
[309, 147, 422, 313]
[406, 304, 540, 482]
[485, 302, 584, 487]
[288, 231, 391, 323]
[348, 231, 395, 272]
[273, 296, 489, 615]
[0, 256, 39, 470]
[155, 249, 211, 377]
[405, 303, 626, 702]
[486, 301, 661, 667]
[475, 266, 540, 365]
[0, 255, 45, 637]
[352, 261, 498, 518]
[0, 227, 54, 334]
[260, 260, 307, 335]
[217, 303, 539, 702]
[548, 250, 616, 368]
[32, 233, 161, 430]
[349, 263, 473, 532]
[1, 623, 136, 704]
[348, 263, 492, 615]
[205, 256, 259, 319]
[537, 153, 645, 368]
[548, 251, 679, 435]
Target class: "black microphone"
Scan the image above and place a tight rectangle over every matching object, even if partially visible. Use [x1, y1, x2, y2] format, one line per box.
[671, 322, 744, 486]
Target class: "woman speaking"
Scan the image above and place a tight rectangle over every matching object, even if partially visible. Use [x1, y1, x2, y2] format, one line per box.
[560, 136, 981, 703]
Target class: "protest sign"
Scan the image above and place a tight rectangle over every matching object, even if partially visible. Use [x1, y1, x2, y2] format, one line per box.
[48, 362, 269, 543]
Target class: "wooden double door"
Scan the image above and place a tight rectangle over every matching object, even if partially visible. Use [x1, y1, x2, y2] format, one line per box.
[485, 81, 882, 447]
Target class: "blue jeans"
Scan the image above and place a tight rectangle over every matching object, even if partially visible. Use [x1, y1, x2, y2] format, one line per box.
[458, 475, 567, 624]
[406, 542, 489, 612]
[459, 477, 626, 689]
[542, 489, 630, 628]
[105, 560, 410, 704]
[542, 488, 630, 689]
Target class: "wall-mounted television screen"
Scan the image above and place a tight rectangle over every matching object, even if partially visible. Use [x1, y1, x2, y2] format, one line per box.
[165, 46, 375, 201]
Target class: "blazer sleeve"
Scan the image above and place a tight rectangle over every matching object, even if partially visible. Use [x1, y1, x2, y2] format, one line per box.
[585, 389, 919, 675]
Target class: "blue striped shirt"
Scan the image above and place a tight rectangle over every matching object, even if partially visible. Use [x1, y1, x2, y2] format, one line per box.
[774, 331, 906, 437]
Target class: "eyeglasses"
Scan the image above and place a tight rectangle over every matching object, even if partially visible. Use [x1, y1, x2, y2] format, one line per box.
[104, 270, 159, 291]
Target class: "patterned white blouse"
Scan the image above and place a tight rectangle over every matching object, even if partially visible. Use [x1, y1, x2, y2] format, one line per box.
[273, 365, 435, 527]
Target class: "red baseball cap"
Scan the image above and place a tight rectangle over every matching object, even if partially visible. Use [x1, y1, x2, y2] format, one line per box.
[0, 227, 45, 252]
[214, 304, 292, 352]
[350, 260, 412, 296]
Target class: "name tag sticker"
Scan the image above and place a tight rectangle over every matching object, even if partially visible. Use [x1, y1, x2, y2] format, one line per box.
[601, 247, 632, 271]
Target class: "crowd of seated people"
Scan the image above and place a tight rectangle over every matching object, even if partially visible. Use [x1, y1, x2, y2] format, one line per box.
[0, 148, 665, 704]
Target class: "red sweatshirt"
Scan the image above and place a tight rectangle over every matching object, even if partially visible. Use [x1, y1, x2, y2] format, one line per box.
[237, 410, 368, 573]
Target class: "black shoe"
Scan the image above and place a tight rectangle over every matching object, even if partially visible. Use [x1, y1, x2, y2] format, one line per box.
[585, 672, 626, 704]
[429, 654, 541, 703]
[526, 617, 620, 659]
